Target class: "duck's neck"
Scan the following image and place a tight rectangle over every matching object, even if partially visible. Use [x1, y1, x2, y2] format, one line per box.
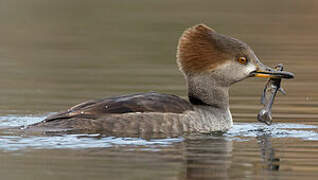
[185, 74, 233, 131]
[186, 74, 230, 110]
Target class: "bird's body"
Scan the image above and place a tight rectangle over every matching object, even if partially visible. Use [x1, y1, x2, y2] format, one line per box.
[25, 24, 294, 137]
[28, 92, 232, 137]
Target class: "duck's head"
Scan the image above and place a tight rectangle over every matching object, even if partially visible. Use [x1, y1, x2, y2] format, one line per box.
[177, 24, 294, 86]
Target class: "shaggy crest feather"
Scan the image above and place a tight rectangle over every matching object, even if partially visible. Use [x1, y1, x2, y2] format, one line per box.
[177, 24, 242, 74]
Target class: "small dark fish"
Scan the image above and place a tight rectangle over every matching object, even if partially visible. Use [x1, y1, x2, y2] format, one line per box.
[257, 64, 286, 125]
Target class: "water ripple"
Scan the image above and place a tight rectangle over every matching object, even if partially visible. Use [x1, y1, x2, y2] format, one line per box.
[0, 134, 184, 151]
[226, 122, 318, 140]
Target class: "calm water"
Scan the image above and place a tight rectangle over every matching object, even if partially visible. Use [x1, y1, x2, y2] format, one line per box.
[0, 0, 318, 179]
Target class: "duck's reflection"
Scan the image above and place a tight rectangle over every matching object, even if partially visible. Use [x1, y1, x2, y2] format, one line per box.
[184, 137, 232, 179]
[181, 135, 233, 180]
[181, 133, 280, 180]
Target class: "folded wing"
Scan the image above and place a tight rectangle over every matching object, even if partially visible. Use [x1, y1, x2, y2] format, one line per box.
[44, 92, 194, 122]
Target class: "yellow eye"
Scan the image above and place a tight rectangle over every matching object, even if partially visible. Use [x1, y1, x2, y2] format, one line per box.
[237, 56, 248, 65]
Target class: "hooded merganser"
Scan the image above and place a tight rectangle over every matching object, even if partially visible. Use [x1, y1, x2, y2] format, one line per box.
[27, 24, 294, 137]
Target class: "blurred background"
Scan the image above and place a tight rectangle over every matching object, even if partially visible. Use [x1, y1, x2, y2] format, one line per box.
[0, 0, 317, 123]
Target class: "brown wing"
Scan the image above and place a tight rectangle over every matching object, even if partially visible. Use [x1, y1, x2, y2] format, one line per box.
[44, 92, 194, 122]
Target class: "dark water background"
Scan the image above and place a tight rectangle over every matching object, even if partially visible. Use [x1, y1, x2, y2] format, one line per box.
[0, 0, 318, 179]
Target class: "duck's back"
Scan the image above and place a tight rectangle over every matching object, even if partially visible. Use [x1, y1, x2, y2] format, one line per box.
[45, 92, 193, 121]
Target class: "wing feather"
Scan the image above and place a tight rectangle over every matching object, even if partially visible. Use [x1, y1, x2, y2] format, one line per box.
[44, 92, 193, 122]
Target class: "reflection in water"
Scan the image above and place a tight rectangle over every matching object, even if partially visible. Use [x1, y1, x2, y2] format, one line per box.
[182, 136, 232, 180]
[182, 133, 282, 179]
[257, 134, 280, 171]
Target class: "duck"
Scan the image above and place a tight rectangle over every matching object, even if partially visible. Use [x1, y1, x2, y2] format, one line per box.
[26, 24, 294, 137]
